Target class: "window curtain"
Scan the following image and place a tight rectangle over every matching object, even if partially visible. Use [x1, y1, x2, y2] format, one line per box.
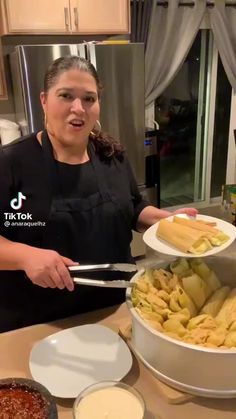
[145, 0, 206, 107]
[130, 0, 153, 49]
[208, 1, 236, 91]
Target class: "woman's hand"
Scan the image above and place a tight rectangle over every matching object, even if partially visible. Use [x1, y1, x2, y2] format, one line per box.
[22, 247, 78, 291]
[136, 206, 198, 232]
[172, 207, 198, 217]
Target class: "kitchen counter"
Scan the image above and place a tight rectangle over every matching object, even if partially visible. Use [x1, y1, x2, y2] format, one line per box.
[1, 303, 236, 419]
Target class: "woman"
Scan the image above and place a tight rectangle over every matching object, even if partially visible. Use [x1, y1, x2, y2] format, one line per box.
[0, 56, 197, 332]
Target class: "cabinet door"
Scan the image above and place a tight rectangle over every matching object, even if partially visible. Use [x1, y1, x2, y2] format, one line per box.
[0, 69, 6, 99]
[0, 42, 7, 99]
[71, 0, 130, 34]
[4, 0, 71, 33]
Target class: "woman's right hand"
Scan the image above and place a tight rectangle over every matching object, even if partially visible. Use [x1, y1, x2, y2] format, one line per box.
[22, 247, 77, 291]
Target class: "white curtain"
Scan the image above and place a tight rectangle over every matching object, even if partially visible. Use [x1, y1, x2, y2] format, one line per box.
[208, 2, 236, 92]
[145, 0, 206, 107]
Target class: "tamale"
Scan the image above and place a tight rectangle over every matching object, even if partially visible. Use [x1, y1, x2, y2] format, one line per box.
[173, 216, 229, 246]
[181, 274, 208, 309]
[200, 286, 230, 317]
[215, 288, 236, 326]
[173, 216, 219, 234]
[210, 231, 229, 246]
[167, 308, 190, 325]
[163, 318, 187, 337]
[156, 219, 212, 254]
[176, 285, 197, 317]
[195, 220, 217, 226]
[187, 314, 212, 330]
[170, 258, 193, 278]
[207, 327, 227, 347]
[224, 331, 236, 348]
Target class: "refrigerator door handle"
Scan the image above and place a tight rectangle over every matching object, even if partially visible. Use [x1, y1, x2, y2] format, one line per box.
[64, 7, 70, 31]
[74, 7, 79, 30]
[86, 43, 97, 70]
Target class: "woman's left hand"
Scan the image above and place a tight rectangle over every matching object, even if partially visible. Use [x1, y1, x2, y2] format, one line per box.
[136, 206, 199, 232]
[172, 207, 198, 217]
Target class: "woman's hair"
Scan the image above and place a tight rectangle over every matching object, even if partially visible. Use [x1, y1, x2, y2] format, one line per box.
[44, 55, 124, 160]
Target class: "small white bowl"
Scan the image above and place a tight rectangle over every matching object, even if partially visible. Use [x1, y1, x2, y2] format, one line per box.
[73, 380, 146, 419]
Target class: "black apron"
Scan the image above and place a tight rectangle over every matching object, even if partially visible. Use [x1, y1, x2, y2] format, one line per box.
[0, 131, 134, 332]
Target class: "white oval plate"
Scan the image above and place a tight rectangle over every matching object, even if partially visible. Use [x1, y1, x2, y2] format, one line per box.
[29, 324, 132, 398]
[143, 214, 236, 258]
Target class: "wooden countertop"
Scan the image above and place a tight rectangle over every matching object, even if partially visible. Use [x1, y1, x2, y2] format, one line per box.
[1, 303, 236, 419]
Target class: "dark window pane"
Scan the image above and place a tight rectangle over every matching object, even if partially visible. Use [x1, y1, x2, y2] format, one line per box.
[154, 31, 203, 207]
[210, 57, 231, 197]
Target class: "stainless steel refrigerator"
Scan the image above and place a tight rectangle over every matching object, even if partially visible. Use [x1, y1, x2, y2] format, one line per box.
[9, 43, 145, 187]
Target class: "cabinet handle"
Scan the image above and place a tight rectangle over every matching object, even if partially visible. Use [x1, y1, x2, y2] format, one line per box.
[74, 7, 79, 30]
[64, 7, 69, 30]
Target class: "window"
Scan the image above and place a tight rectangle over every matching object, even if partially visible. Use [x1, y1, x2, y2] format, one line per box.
[154, 30, 231, 209]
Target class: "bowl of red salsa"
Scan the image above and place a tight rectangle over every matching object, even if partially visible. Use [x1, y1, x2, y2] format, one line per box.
[0, 377, 58, 419]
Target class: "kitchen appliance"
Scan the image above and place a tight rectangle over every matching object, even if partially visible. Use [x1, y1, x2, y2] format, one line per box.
[126, 255, 236, 398]
[9, 43, 145, 187]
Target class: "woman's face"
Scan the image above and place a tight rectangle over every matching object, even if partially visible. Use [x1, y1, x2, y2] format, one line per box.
[40, 68, 100, 147]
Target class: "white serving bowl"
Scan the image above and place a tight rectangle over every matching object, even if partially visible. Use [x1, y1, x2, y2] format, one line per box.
[126, 255, 236, 398]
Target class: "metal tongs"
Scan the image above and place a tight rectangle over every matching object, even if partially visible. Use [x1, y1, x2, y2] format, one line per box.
[72, 277, 135, 288]
[68, 263, 138, 288]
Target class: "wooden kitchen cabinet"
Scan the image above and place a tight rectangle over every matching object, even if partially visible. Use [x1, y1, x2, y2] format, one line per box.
[0, 0, 130, 34]
[1, 0, 71, 34]
[71, 0, 130, 34]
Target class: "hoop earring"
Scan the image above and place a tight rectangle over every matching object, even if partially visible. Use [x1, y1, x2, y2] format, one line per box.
[44, 113, 55, 136]
[90, 120, 101, 137]
[44, 113, 47, 129]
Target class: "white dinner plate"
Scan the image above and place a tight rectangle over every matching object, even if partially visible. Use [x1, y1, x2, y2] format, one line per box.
[143, 214, 236, 258]
[29, 324, 132, 398]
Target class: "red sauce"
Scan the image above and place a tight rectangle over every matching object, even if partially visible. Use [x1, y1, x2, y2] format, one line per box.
[0, 384, 49, 419]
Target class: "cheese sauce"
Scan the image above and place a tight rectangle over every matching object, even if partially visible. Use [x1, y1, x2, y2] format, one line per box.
[75, 386, 144, 419]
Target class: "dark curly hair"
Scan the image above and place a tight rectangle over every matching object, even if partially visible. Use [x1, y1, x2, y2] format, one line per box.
[43, 55, 124, 161]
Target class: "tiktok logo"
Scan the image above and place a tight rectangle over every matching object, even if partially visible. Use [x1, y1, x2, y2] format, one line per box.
[10, 192, 26, 210]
